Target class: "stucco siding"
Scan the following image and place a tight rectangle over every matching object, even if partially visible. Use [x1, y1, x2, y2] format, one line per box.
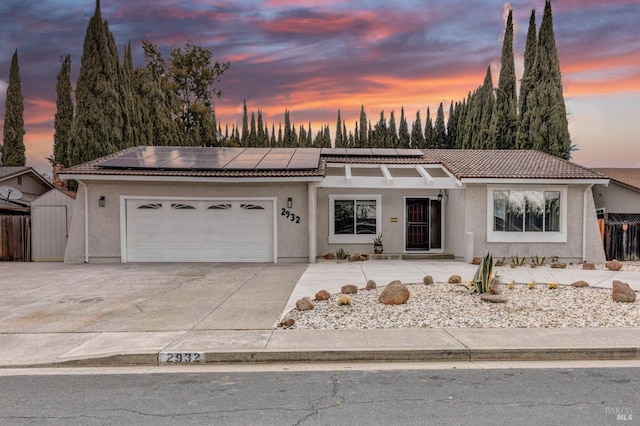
[593, 182, 640, 214]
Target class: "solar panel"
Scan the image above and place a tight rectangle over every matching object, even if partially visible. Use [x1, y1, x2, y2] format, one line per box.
[288, 149, 321, 169]
[225, 149, 270, 169]
[255, 151, 294, 170]
[395, 149, 424, 156]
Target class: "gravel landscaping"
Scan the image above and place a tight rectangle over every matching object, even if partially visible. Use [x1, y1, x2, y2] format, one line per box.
[281, 281, 640, 330]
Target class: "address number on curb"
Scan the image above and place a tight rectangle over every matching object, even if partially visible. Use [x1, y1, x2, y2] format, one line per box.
[159, 352, 204, 363]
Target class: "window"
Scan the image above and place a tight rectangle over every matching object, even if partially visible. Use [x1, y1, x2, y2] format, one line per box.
[329, 195, 381, 244]
[488, 187, 566, 243]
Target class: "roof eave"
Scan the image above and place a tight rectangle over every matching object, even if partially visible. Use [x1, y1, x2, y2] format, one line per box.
[460, 178, 610, 185]
[59, 173, 324, 183]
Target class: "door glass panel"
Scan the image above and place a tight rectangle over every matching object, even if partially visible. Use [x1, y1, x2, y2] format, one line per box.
[406, 199, 429, 251]
[430, 199, 442, 249]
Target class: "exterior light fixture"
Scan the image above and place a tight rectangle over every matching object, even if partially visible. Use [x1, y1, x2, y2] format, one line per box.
[99, 196, 106, 207]
[287, 197, 293, 209]
[437, 190, 444, 202]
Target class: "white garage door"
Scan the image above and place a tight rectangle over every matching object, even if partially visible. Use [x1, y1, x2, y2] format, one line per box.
[125, 199, 274, 262]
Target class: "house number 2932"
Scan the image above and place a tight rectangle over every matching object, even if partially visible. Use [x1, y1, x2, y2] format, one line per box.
[281, 208, 301, 224]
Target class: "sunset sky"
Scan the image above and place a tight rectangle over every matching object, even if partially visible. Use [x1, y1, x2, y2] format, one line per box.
[0, 0, 638, 176]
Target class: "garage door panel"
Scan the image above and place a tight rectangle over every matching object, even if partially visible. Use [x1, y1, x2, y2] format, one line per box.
[126, 199, 274, 262]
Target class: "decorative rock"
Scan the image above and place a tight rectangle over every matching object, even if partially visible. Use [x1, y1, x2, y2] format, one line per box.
[606, 260, 623, 271]
[378, 282, 410, 305]
[612, 280, 636, 303]
[341, 284, 358, 294]
[480, 294, 508, 303]
[448, 275, 462, 284]
[571, 280, 590, 288]
[423, 275, 434, 285]
[315, 289, 331, 301]
[365, 280, 377, 290]
[582, 262, 596, 270]
[471, 257, 482, 265]
[489, 279, 502, 294]
[296, 297, 315, 311]
[279, 318, 295, 328]
[323, 252, 334, 260]
[550, 262, 567, 269]
[349, 253, 362, 262]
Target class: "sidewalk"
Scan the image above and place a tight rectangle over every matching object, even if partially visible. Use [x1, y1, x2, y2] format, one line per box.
[0, 260, 638, 368]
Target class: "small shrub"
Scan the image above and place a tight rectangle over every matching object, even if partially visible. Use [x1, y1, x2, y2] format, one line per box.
[337, 296, 351, 306]
[530, 255, 548, 267]
[507, 281, 516, 290]
[528, 281, 537, 290]
[472, 253, 496, 294]
[335, 248, 350, 261]
[511, 255, 527, 267]
[548, 282, 558, 290]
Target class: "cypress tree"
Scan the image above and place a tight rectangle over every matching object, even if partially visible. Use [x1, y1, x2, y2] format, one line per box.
[121, 41, 142, 148]
[434, 102, 447, 148]
[53, 55, 73, 167]
[359, 105, 368, 147]
[249, 111, 257, 147]
[424, 107, 435, 148]
[257, 110, 264, 147]
[335, 110, 344, 147]
[2, 50, 26, 166]
[446, 101, 457, 149]
[528, 0, 572, 159]
[387, 110, 398, 148]
[270, 124, 276, 147]
[491, 9, 518, 150]
[473, 67, 495, 149]
[241, 99, 248, 146]
[69, 0, 123, 165]
[411, 110, 425, 148]
[284, 110, 292, 146]
[516, 9, 538, 149]
[398, 107, 410, 148]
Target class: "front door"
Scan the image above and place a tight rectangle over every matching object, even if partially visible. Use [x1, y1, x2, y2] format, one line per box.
[405, 198, 442, 251]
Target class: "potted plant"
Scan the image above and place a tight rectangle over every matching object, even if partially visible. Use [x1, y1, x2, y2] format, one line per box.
[373, 233, 383, 254]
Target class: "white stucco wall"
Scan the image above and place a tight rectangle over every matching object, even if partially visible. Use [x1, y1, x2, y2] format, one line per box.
[593, 182, 640, 214]
[462, 184, 605, 263]
[65, 180, 310, 263]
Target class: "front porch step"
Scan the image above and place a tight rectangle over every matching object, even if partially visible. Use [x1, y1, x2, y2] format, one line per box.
[367, 253, 455, 261]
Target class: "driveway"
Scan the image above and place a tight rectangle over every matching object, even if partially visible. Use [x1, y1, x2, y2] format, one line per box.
[0, 262, 307, 332]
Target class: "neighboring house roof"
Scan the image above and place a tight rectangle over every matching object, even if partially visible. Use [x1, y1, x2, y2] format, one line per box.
[0, 166, 54, 213]
[60, 146, 607, 183]
[592, 168, 640, 192]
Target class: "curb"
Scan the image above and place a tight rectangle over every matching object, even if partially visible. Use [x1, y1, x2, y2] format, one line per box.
[5, 347, 637, 368]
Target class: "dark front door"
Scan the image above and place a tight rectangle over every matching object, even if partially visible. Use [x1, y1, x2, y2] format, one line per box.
[406, 198, 442, 251]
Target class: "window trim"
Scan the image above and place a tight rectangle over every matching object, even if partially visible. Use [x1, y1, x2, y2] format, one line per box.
[486, 185, 567, 243]
[329, 194, 382, 244]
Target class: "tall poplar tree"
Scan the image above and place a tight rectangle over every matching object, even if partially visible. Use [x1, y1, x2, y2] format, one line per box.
[69, 0, 123, 166]
[516, 9, 538, 150]
[491, 9, 518, 150]
[434, 103, 447, 148]
[2, 50, 26, 166]
[53, 55, 73, 167]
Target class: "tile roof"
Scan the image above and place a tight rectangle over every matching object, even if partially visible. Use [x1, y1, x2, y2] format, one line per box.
[423, 149, 606, 180]
[592, 168, 640, 191]
[0, 166, 31, 180]
[62, 146, 607, 182]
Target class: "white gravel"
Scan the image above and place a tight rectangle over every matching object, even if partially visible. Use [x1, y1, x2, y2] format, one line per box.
[281, 282, 640, 329]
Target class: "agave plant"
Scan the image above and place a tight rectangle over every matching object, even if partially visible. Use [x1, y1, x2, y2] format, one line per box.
[471, 253, 496, 294]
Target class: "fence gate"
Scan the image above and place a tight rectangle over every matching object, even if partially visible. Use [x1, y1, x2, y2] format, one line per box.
[0, 215, 31, 261]
[603, 214, 640, 261]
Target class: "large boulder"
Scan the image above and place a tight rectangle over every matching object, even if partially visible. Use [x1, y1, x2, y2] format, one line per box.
[423, 275, 434, 285]
[606, 260, 623, 271]
[315, 289, 331, 301]
[341, 284, 358, 294]
[296, 297, 315, 311]
[378, 282, 410, 305]
[279, 318, 295, 328]
[582, 263, 596, 270]
[612, 280, 636, 303]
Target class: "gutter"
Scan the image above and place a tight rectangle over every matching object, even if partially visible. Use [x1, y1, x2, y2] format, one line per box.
[79, 181, 89, 263]
[582, 184, 595, 262]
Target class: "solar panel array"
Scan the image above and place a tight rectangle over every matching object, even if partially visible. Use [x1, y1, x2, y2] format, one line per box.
[97, 147, 323, 171]
[320, 148, 423, 157]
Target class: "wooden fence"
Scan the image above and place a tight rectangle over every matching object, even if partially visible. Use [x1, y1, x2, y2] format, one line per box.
[0, 215, 31, 262]
[604, 222, 640, 261]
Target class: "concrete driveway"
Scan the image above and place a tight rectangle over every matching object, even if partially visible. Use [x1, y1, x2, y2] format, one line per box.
[0, 262, 307, 333]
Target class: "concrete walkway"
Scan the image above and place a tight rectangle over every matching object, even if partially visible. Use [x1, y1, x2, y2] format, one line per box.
[0, 260, 637, 368]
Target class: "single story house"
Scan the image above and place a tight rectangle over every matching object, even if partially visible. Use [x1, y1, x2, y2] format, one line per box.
[0, 166, 54, 261]
[592, 168, 640, 260]
[60, 146, 609, 264]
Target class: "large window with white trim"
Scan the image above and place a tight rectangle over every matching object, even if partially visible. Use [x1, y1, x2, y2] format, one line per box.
[329, 194, 381, 244]
[488, 186, 566, 243]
